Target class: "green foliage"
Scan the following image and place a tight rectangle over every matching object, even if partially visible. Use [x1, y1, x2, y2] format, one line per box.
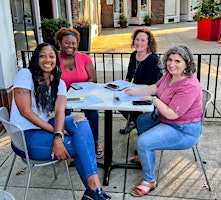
[119, 13, 127, 22]
[40, 18, 70, 39]
[144, 14, 152, 22]
[193, 0, 221, 21]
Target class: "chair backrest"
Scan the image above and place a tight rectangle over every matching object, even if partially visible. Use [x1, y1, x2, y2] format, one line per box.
[0, 107, 29, 159]
[202, 90, 213, 123]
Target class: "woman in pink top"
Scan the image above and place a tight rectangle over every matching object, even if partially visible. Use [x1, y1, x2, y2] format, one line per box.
[125, 45, 203, 197]
[54, 27, 103, 159]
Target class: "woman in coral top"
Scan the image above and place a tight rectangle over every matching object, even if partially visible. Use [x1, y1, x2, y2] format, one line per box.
[126, 45, 203, 197]
[54, 27, 103, 159]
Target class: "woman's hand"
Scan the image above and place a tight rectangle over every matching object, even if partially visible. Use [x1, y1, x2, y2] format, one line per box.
[139, 95, 153, 102]
[125, 88, 137, 96]
[51, 139, 71, 160]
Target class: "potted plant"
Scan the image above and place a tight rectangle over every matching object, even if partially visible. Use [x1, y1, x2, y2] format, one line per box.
[73, 17, 91, 51]
[144, 14, 152, 26]
[40, 18, 70, 49]
[118, 13, 128, 28]
[193, 0, 221, 41]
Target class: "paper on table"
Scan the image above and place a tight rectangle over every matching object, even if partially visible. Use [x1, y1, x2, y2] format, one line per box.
[67, 94, 103, 109]
[104, 80, 134, 91]
[70, 82, 101, 91]
[113, 90, 142, 102]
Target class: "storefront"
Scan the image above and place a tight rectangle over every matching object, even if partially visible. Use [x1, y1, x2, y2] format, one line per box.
[11, 0, 99, 45]
[112, 0, 197, 27]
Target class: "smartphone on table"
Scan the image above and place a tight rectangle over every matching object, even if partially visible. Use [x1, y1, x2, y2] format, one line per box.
[71, 84, 83, 90]
[132, 100, 152, 105]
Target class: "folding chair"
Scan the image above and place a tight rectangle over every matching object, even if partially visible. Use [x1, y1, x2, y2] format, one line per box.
[0, 107, 76, 200]
[156, 89, 213, 191]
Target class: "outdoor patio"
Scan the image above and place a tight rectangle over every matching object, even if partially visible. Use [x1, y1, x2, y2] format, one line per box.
[0, 113, 221, 200]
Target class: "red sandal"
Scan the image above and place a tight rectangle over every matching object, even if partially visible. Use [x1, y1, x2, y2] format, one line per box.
[131, 181, 156, 197]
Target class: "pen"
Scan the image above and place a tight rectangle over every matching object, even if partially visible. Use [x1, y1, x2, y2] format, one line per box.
[130, 78, 134, 87]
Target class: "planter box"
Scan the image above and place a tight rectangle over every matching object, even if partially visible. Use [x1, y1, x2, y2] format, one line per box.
[75, 26, 91, 51]
[119, 21, 127, 28]
[197, 18, 221, 41]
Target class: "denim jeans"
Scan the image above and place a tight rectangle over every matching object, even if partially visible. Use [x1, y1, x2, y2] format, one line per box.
[136, 112, 202, 182]
[82, 109, 99, 144]
[24, 115, 98, 187]
[65, 109, 99, 144]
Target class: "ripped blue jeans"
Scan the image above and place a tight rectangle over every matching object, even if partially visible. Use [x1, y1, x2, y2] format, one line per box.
[24, 115, 98, 187]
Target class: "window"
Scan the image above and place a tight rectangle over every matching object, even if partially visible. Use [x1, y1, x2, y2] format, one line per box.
[141, 0, 147, 11]
[165, 0, 176, 16]
[114, 0, 122, 12]
[78, 0, 96, 24]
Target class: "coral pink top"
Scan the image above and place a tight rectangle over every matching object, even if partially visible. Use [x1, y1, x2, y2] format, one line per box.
[156, 73, 202, 124]
[59, 52, 92, 89]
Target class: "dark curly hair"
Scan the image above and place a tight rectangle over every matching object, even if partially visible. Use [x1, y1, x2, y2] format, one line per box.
[29, 43, 61, 113]
[161, 45, 196, 77]
[54, 27, 81, 48]
[131, 28, 157, 53]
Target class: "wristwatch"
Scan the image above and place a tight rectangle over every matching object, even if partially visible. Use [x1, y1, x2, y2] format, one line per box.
[152, 96, 158, 103]
[54, 131, 64, 142]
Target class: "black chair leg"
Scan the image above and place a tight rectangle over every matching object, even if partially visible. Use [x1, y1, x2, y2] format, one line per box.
[192, 147, 197, 161]
[195, 144, 211, 191]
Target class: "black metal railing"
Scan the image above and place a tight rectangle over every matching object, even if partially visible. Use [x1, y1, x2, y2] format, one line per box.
[21, 51, 221, 119]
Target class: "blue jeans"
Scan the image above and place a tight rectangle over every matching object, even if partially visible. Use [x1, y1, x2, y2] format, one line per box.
[82, 109, 99, 144]
[24, 115, 98, 187]
[136, 112, 202, 182]
[65, 109, 99, 144]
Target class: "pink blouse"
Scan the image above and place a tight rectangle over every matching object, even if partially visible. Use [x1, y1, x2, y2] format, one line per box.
[59, 52, 92, 89]
[156, 73, 202, 124]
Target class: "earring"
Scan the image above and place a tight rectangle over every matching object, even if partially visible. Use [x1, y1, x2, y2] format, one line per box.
[183, 69, 187, 74]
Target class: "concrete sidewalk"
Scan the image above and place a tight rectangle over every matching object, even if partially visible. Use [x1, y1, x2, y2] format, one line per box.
[14, 21, 221, 54]
[91, 21, 221, 54]
[0, 115, 221, 199]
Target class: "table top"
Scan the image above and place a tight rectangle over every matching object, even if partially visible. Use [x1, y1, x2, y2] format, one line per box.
[67, 83, 154, 112]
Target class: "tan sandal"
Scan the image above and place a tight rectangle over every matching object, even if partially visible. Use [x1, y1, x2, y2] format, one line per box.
[95, 143, 104, 159]
[131, 181, 156, 197]
[130, 156, 140, 164]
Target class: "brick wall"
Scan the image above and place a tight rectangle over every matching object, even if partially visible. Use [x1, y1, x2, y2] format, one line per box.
[101, 0, 114, 28]
[151, 0, 165, 24]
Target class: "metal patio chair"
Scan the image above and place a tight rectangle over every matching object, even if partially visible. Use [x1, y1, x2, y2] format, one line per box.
[156, 89, 213, 191]
[0, 107, 76, 200]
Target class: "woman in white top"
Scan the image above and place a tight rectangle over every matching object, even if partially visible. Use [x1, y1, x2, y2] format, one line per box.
[10, 43, 111, 200]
